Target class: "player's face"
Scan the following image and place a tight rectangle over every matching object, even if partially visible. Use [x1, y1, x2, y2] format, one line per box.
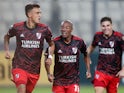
[60, 22, 72, 38]
[101, 21, 113, 36]
[28, 8, 41, 23]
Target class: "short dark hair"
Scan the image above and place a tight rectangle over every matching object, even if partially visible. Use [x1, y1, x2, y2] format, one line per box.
[100, 16, 112, 24]
[25, 3, 40, 17]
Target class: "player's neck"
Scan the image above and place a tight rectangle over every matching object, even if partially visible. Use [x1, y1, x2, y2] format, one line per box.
[63, 35, 72, 44]
[103, 31, 113, 39]
[26, 20, 36, 29]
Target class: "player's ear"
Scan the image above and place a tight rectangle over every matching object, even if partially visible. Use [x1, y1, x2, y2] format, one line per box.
[27, 12, 31, 18]
[27, 10, 33, 18]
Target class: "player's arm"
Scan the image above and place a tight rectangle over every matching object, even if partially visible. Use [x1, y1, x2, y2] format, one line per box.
[86, 44, 96, 65]
[87, 45, 96, 55]
[84, 52, 92, 79]
[116, 35, 124, 78]
[46, 40, 55, 65]
[4, 34, 11, 59]
[44, 48, 51, 75]
[44, 48, 54, 82]
[121, 51, 124, 71]
[116, 52, 124, 78]
[48, 40, 55, 56]
[84, 44, 96, 79]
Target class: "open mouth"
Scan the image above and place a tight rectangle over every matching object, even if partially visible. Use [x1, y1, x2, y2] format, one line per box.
[62, 32, 67, 36]
[37, 18, 40, 22]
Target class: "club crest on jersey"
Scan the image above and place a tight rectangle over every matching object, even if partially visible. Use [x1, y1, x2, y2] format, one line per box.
[36, 33, 41, 39]
[72, 47, 77, 54]
[109, 41, 114, 47]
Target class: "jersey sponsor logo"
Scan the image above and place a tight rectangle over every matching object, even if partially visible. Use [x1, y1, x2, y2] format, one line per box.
[36, 33, 41, 39]
[72, 47, 77, 54]
[59, 55, 77, 63]
[109, 41, 114, 47]
[99, 48, 115, 55]
[21, 40, 40, 48]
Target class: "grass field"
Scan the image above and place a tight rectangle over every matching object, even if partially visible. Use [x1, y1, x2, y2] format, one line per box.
[0, 51, 124, 93]
[0, 85, 124, 93]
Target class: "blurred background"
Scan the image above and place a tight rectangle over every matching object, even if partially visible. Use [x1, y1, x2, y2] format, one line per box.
[0, 0, 124, 89]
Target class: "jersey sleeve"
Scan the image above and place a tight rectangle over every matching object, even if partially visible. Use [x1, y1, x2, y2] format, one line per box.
[80, 39, 87, 56]
[120, 35, 124, 51]
[45, 26, 53, 43]
[7, 24, 16, 37]
[92, 33, 98, 47]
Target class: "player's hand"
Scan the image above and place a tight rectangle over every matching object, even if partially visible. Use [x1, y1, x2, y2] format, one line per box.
[45, 58, 52, 65]
[86, 72, 92, 79]
[5, 51, 11, 59]
[116, 69, 124, 78]
[47, 74, 54, 82]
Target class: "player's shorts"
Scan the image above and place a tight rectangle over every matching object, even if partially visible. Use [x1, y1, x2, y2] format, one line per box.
[52, 84, 80, 93]
[92, 70, 120, 93]
[12, 68, 39, 93]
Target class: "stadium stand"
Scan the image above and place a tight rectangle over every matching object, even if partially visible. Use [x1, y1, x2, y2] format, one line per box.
[0, 0, 124, 49]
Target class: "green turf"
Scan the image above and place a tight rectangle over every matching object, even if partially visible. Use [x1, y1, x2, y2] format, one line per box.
[0, 85, 124, 93]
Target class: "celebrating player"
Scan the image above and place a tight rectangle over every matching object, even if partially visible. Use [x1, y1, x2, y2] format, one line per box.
[4, 3, 54, 93]
[87, 16, 124, 93]
[44, 20, 91, 93]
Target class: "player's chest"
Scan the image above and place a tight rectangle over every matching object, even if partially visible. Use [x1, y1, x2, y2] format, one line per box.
[16, 29, 45, 40]
[55, 42, 80, 55]
[97, 38, 118, 48]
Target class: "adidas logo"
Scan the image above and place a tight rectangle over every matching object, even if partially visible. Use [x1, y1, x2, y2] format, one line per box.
[58, 49, 62, 53]
[20, 34, 24, 37]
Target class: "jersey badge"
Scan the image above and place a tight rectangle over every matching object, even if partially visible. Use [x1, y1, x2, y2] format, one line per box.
[72, 47, 77, 54]
[36, 33, 41, 39]
[109, 41, 114, 47]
